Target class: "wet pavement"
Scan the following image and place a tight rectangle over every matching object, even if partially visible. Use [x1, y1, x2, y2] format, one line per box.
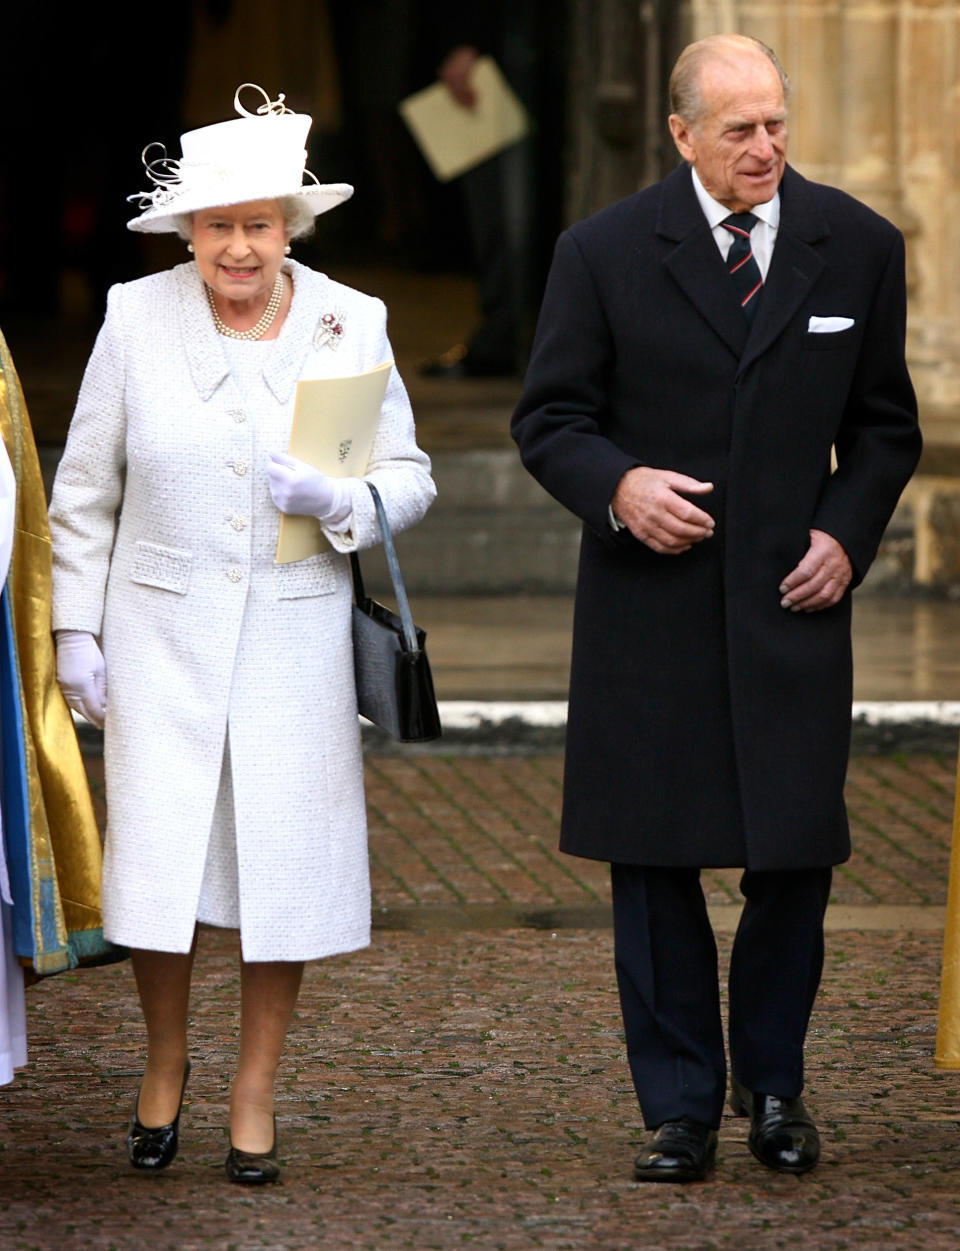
[2, 749, 959, 1249]
[417, 593, 960, 705]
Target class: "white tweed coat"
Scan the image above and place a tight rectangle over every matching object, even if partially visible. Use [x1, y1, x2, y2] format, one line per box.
[48, 259, 435, 961]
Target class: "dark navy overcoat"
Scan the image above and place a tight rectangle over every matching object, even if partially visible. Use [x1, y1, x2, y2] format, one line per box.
[511, 164, 921, 870]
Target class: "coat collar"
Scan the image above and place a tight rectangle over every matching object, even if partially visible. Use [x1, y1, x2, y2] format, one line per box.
[657, 163, 829, 368]
[175, 258, 332, 404]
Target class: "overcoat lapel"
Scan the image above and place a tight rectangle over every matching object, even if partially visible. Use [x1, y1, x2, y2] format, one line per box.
[264, 261, 332, 403]
[175, 262, 229, 401]
[738, 168, 828, 375]
[658, 165, 749, 361]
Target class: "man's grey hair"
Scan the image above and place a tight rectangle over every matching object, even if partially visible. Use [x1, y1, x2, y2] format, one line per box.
[669, 34, 791, 125]
[172, 195, 316, 242]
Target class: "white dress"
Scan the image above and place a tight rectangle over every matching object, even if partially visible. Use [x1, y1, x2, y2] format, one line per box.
[48, 260, 436, 962]
[0, 439, 25, 1084]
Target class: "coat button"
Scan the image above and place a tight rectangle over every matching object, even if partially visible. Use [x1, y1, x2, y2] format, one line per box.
[229, 410, 246, 423]
[226, 566, 243, 583]
[228, 515, 247, 531]
[231, 459, 249, 476]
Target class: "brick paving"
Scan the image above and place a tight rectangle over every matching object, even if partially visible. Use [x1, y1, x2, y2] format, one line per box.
[2, 751, 959, 1249]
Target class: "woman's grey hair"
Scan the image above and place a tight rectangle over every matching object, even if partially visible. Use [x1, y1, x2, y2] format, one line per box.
[669, 35, 790, 125]
[172, 195, 317, 242]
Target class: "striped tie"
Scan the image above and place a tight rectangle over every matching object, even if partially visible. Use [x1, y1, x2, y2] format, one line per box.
[722, 212, 762, 322]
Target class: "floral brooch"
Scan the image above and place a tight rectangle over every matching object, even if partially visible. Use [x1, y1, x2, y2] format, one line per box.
[314, 310, 346, 350]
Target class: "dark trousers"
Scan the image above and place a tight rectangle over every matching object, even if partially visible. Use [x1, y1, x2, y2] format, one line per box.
[610, 863, 832, 1129]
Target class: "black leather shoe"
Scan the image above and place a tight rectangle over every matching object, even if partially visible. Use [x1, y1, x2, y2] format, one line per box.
[127, 1061, 191, 1170]
[633, 1118, 717, 1183]
[730, 1078, 820, 1173]
[225, 1118, 280, 1185]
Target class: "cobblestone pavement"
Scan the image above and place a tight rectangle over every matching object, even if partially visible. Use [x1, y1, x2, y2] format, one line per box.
[2, 752, 959, 1250]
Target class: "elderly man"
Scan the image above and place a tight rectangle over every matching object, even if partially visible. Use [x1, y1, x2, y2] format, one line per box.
[512, 35, 920, 1182]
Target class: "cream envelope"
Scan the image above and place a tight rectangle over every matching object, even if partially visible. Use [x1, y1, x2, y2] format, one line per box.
[275, 361, 392, 564]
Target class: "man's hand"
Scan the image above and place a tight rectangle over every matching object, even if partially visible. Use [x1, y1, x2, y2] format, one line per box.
[438, 46, 480, 108]
[611, 466, 714, 554]
[779, 529, 852, 612]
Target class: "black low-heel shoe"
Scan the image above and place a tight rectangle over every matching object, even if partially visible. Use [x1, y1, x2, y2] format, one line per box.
[730, 1077, 820, 1174]
[225, 1117, 280, 1185]
[634, 1117, 718, 1183]
[127, 1061, 191, 1171]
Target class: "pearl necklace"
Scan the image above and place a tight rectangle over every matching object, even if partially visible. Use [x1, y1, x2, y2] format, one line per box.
[205, 272, 284, 340]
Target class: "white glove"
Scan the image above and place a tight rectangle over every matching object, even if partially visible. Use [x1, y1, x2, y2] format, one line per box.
[56, 630, 107, 729]
[267, 452, 352, 527]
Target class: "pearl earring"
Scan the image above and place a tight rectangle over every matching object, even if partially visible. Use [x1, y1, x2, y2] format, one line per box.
[284, 245, 291, 255]
[187, 243, 194, 253]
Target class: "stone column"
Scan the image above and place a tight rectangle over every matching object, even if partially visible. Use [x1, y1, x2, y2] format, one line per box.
[689, 0, 960, 585]
[565, 0, 689, 222]
[688, 0, 960, 437]
[894, 0, 960, 440]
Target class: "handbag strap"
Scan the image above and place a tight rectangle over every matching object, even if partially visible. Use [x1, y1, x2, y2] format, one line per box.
[350, 481, 420, 654]
[349, 550, 366, 604]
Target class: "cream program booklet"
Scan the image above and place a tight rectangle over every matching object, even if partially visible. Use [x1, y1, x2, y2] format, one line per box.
[398, 56, 530, 182]
[275, 360, 392, 564]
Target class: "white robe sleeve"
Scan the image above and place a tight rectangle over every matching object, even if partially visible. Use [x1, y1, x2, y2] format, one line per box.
[0, 437, 15, 906]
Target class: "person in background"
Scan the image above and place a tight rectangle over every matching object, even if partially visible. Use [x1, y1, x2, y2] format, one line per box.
[0, 327, 110, 1085]
[417, 0, 558, 379]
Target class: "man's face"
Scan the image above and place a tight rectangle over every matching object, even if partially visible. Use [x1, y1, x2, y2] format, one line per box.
[669, 53, 787, 212]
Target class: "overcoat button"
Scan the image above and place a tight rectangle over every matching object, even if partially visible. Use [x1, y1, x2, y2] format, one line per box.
[226, 566, 243, 583]
[229, 515, 247, 531]
[231, 460, 249, 476]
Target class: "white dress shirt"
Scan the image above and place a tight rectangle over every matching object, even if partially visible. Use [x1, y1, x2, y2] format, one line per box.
[690, 166, 780, 279]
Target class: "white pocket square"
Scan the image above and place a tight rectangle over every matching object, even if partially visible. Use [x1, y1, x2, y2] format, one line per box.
[808, 315, 855, 333]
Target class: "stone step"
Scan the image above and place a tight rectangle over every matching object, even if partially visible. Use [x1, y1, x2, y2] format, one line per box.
[364, 448, 581, 595]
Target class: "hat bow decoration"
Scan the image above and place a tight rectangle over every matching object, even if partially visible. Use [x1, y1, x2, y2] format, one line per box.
[126, 143, 186, 213]
[233, 83, 292, 118]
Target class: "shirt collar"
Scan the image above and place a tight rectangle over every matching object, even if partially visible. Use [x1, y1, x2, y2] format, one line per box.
[690, 165, 780, 231]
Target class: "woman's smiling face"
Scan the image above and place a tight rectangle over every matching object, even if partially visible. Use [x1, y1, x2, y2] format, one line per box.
[190, 200, 290, 308]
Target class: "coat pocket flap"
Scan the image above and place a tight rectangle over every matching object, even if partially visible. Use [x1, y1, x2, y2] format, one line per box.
[274, 552, 337, 599]
[802, 325, 857, 351]
[130, 542, 192, 594]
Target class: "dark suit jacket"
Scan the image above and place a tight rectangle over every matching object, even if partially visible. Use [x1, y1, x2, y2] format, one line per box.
[511, 163, 921, 870]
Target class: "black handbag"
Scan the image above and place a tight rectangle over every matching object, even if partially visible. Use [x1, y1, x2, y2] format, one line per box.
[350, 482, 441, 742]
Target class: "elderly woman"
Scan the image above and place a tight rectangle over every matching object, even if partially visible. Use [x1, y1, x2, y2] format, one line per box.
[48, 86, 435, 1184]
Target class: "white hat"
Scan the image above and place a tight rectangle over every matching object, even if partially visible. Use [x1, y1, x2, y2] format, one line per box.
[126, 84, 353, 233]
